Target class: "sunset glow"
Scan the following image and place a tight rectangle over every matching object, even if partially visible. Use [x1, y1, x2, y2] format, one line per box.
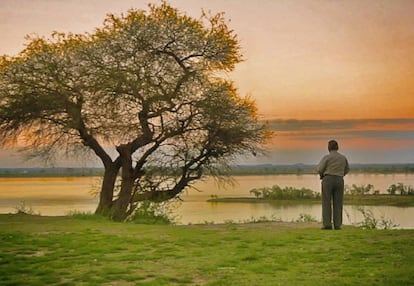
[1, 0, 414, 166]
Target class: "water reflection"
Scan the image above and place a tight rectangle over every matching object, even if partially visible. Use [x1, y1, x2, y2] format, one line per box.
[0, 175, 413, 228]
[175, 201, 414, 229]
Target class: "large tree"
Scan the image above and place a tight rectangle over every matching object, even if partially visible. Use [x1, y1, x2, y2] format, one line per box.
[0, 3, 269, 221]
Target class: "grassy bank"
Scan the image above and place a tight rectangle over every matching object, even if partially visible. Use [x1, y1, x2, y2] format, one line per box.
[208, 194, 414, 207]
[1, 214, 413, 285]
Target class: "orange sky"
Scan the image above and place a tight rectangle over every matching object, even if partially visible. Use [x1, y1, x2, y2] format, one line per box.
[1, 0, 414, 120]
[226, 0, 414, 120]
[0, 0, 413, 165]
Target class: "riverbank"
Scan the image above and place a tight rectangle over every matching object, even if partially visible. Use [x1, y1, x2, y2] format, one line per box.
[1, 213, 413, 285]
[207, 194, 414, 207]
[1, 163, 414, 177]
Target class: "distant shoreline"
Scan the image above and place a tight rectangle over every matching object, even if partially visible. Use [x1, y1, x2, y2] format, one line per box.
[0, 163, 414, 177]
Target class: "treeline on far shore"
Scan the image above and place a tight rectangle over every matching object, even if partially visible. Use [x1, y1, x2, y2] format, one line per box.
[224, 164, 414, 175]
[1, 163, 414, 178]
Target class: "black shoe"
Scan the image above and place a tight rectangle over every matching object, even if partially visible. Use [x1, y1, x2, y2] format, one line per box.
[321, 226, 332, 230]
[334, 227, 341, 230]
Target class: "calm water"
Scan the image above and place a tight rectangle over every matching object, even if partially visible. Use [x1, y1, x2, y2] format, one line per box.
[0, 174, 413, 228]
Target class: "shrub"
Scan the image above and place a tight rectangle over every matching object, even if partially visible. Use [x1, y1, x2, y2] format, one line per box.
[354, 207, 399, 230]
[14, 201, 39, 215]
[345, 184, 377, 195]
[66, 211, 108, 221]
[296, 213, 318, 223]
[249, 185, 320, 200]
[127, 200, 179, 225]
[387, 183, 414, 195]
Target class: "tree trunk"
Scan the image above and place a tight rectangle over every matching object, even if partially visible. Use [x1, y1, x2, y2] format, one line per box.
[110, 176, 135, 221]
[95, 166, 118, 216]
[109, 145, 135, 221]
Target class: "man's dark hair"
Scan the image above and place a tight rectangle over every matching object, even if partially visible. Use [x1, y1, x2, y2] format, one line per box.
[328, 140, 339, 151]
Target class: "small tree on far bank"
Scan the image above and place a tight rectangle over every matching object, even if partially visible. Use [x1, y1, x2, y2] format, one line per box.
[0, 3, 270, 221]
[387, 183, 414, 195]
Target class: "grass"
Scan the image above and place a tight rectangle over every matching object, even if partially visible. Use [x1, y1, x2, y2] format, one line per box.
[1, 213, 413, 285]
[344, 194, 414, 206]
[208, 194, 414, 207]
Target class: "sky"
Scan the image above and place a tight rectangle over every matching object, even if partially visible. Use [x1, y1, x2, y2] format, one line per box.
[0, 0, 414, 166]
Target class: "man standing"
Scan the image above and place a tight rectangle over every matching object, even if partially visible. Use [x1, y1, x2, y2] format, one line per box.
[317, 140, 349, 230]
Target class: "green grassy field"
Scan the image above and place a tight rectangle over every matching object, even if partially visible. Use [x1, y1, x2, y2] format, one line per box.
[1, 213, 413, 285]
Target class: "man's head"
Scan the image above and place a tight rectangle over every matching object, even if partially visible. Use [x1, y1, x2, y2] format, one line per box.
[328, 140, 339, 152]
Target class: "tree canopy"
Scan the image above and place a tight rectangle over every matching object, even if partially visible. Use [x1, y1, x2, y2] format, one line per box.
[0, 2, 270, 221]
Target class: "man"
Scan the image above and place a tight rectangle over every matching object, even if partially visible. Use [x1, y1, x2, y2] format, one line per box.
[317, 140, 349, 230]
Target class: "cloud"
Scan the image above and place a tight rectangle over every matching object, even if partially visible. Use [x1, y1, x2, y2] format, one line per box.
[266, 118, 414, 132]
[262, 118, 414, 157]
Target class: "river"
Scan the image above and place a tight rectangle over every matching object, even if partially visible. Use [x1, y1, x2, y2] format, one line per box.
[0, 174, 413, 228]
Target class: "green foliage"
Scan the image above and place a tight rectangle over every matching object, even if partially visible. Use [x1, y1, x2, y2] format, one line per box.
[387, 183, 414, 195]
[344, 183, 414, 196]
[348, 207, 399, 230]
[66, 211, 109, 221]
[0, 2, 270, 221]
[345, 184, 378, 195]
[250, 185, 320, 200]
[127, 200, 178, 225]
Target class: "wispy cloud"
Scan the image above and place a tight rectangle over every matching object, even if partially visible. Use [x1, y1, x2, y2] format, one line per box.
[264, 118, 414, 151]
[267, 118, 414, 132]
[244, 118, 414, 164]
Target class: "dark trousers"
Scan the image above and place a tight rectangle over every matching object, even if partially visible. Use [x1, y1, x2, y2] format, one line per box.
[321, 175, 344, 229]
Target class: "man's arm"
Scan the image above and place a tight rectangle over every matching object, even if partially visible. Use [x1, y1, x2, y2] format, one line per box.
[317, 156, 327, 179]
[344, 158, 350, 176]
